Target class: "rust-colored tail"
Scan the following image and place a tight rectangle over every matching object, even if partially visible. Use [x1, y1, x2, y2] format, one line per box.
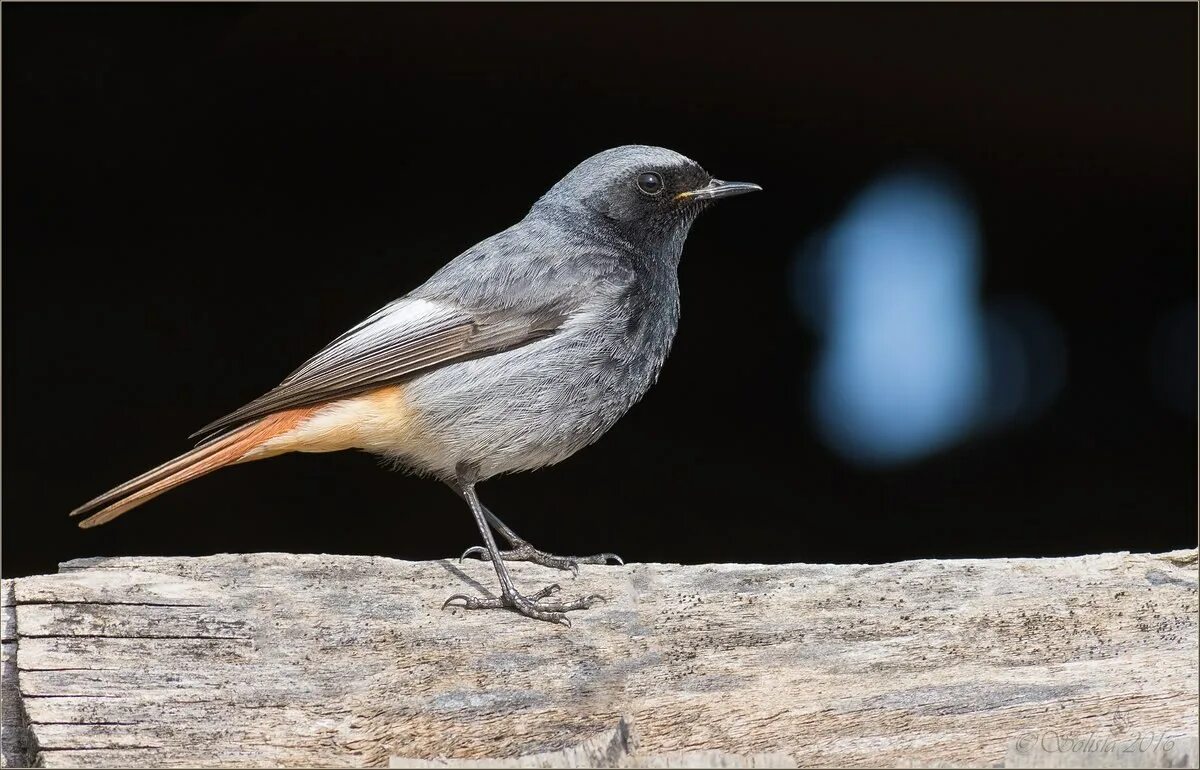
[70, 408, 313, 528]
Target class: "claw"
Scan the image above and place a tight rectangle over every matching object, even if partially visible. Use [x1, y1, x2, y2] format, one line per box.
[442, 594, 472, 610]
[459, 546, 489, 563]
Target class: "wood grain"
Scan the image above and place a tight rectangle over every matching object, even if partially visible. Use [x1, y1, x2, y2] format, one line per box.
[2, 549, 1196, 768]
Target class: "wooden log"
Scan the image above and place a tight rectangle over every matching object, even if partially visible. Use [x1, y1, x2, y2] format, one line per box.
[2, 549, 1196, 768]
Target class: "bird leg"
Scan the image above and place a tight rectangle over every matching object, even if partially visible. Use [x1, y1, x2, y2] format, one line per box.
[442, 466, 604, 626]
[452, 492, 623, 575]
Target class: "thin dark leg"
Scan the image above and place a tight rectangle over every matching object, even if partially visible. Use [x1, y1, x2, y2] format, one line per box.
[441, 464, 604, 626]
[450, 487, 623, 574]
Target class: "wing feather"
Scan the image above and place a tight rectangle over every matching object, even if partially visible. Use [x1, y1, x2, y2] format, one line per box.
[190, 297, 567, 439]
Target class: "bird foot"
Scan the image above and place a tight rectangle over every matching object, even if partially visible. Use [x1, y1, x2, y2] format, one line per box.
[459, 543, 623, 576]
[441, 583, 605, 626]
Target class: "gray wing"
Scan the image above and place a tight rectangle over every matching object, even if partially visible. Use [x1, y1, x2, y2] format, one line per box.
[190, 296, 569, 439]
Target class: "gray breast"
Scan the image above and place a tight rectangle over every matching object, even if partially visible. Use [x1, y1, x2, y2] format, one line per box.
[397, 272, 681, 481]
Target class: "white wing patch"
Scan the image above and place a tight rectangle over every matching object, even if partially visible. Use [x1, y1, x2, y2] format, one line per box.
[281, 299, 465, 384]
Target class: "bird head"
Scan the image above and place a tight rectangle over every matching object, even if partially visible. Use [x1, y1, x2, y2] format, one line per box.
[534, 145, 760, 258]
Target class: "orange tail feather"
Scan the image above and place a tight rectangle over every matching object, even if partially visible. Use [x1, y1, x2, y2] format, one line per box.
[71, 408, 314, 529]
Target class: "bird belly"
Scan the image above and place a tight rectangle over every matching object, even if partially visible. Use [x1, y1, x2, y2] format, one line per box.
[394, 322, 671, 480]
[248, 384, 433, 459]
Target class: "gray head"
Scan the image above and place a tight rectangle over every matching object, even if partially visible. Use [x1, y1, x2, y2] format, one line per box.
[532, 145, 761, 258]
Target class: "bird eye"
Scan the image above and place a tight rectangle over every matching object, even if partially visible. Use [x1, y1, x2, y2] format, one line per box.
[636, 172, 663, 196]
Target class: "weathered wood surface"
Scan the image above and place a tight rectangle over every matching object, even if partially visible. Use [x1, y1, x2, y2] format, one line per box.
[2, 549, 1196, 768]
[390, 715, 798, 768]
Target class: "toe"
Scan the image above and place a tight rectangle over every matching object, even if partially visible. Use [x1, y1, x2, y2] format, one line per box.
[531, 583, 562, 601]
[538, 554, 579, 574]
[574, 552, 624, 566]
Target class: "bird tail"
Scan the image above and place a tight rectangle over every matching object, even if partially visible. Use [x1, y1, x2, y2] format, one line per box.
[70, 408, 314, 529]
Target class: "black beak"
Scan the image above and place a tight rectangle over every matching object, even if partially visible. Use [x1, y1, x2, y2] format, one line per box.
[676, 178, 763, 202]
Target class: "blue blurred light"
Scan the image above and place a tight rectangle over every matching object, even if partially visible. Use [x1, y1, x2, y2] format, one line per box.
[982, 296, 1067, 428]
[795, 167, 1072, 466]
[1150, 299, 1198, 419]
[800, 171, 987, 465]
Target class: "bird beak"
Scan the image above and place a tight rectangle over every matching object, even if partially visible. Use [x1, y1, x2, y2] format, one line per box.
[676, 178, 763, 202]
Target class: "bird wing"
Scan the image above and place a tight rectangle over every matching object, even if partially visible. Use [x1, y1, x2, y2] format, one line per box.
[190, 296, 570, 439]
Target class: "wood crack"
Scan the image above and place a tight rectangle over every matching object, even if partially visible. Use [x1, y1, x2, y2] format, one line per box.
[14, 601, 208, 608]
[18, 634, 250, 640]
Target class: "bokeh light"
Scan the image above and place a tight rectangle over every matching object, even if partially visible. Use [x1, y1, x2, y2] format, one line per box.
[1149, 299, 1198, 419]
[794, 167, 1066, 466]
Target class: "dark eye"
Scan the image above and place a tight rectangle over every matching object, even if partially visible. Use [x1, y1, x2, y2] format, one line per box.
[636, 172, 663, 196]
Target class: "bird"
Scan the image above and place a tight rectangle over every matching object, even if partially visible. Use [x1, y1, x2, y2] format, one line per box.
[70, 145, 761, 625]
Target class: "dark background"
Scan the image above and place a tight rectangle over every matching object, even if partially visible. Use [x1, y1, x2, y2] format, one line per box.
[4, 3, 1196, 579]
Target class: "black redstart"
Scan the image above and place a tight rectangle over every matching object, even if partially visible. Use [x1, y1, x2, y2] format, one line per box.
[71, 145, 761, 625]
